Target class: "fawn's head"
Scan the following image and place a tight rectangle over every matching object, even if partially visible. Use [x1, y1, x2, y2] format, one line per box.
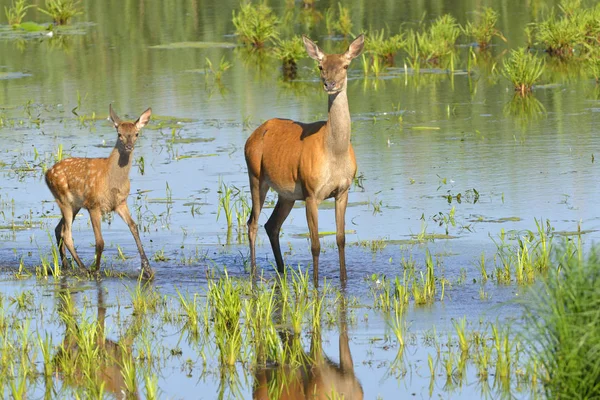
[109, 105, 152, 153]
[303, 34, 364, 95]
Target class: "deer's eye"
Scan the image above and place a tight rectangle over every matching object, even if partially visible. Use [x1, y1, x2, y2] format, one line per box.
[136, 133, 139, 137]
[318, 65, 323, 71]
[343, 65, 349, 70]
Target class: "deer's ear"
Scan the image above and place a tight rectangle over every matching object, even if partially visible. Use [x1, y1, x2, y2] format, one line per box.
[303, 35, 324, 61]
[345, 34, 365, 60]
[109, 104, 121, 128]
[135, 108, 152, 130]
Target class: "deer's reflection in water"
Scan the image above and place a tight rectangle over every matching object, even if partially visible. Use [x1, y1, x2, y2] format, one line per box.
[253, 296, 363, 400]
[54, 282, 140, 399]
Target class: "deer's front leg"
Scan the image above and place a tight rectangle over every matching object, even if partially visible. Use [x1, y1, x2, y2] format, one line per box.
[115, 202, 154, 280]
[335, 190, 349, 281]
[305, 197, 320, 285]
[89, 208, 104, 273]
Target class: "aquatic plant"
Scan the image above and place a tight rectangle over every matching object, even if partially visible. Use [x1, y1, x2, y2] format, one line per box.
[417, 14, 461, 65]
[204, 56, 232, 83]
[367, 28, 405, 66]
[232, 2, 279, 48]
[39, 0, 81, 25]
[333, 3, 353, 37]
[536, 10, 585, 58]
[273, 36, 305, 79]
[522, 245, 600, 398]
[586, 46, 600, 82]
[502, 47, 545, 95]
[4, 0, 34, 26]
[462, 7, 507, 49]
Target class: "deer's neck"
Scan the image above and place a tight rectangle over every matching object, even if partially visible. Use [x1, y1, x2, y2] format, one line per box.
[326, 89, 352, 156]
[107, 145, 133, 185]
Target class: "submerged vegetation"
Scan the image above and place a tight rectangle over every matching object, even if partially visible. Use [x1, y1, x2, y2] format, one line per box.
[502, 47, 546, 95]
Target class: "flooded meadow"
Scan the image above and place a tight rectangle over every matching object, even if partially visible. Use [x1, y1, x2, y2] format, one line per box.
[0, 0, 599, 398]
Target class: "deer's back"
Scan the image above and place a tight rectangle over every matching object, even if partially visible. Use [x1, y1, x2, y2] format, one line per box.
[245, 118, 356, 200]
[45, 157, 120, 212]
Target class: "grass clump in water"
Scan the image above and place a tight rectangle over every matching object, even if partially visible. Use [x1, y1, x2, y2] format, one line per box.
[416, 14, 461, 66]
[366, 28, 405, 67]
[232, 2, 279, 48]
[4, 0, 34, 25]
[39, 0, 81, 25]
[522, 246, 600, 399]
[462, 7, 506, 50]
[535, 9, 586, 59]
[273, 36, 305, 79]
[502, 47, 545, 95]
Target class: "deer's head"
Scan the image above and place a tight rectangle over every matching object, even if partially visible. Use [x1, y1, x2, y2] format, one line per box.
[109, 105, 152, 153]
[303, 34, 364, 95]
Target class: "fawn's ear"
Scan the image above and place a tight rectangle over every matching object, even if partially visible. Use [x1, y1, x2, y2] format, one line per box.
[135, 108, 152, 130]
[109, 104, 122, 128]
[345, 34, 365, 60]
[303, 35, 324, 61]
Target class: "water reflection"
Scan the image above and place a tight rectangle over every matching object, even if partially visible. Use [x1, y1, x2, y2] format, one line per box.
[253, 297, 363, 400]
[53, 282, 140, 399]
[503, 93, 546, 122]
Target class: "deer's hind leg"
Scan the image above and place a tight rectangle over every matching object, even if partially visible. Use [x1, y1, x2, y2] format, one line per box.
[247, 174, 268, 273]
[265, 197, 295, 273]
[57, 204, 86, 271]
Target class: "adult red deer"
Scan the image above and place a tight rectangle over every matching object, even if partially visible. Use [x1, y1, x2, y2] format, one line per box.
[245, 34, 364, 284]
[45, 105, 154, 279]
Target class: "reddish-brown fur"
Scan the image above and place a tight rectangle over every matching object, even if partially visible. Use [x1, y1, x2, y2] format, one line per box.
[45, 105, 154, 279]
[245, 35, 364, 284]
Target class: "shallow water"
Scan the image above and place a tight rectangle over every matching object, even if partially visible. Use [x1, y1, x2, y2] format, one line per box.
[0, 0, 599, 398]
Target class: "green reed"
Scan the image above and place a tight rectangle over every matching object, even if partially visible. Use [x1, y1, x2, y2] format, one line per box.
[274, 36, 304, 79]
[232, 2, 279, 48]
[367, 28, 406, 66]
[39, 0, 81, 25]
[416, 14, 461, 66]
[522, 245, 600, 398]
[462, 7, 506, 49]
[333, 3, 353, 37]
[502, 47, 545, 95]
[4, 0, 34, 25]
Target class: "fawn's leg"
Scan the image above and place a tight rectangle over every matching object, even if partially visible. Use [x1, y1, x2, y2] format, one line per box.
[89, 208, 104, 273]
[265, 197, 295, 273]
[55, 207, 81, 269]
[115, 202, 154, 280]
[55, 217, 68, 269]
[305, 197, 320, 285]
[58, 204, 86, 271]
[247, 175, 268, 273]
[335, 190, 349, 282]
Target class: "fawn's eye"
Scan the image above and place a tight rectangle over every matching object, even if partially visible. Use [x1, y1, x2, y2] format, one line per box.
[318, 65, 323, 71]
[343, 65, 348, 70]
[136, 133, 139, 137]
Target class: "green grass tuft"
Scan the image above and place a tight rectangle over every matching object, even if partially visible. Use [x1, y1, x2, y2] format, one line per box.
[502, 47, 545, 95]
[522, 246, 600, 398]
[232, 2, 279, 48]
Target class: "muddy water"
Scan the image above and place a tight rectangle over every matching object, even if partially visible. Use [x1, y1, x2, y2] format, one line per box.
[0, 0, 599, 398]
